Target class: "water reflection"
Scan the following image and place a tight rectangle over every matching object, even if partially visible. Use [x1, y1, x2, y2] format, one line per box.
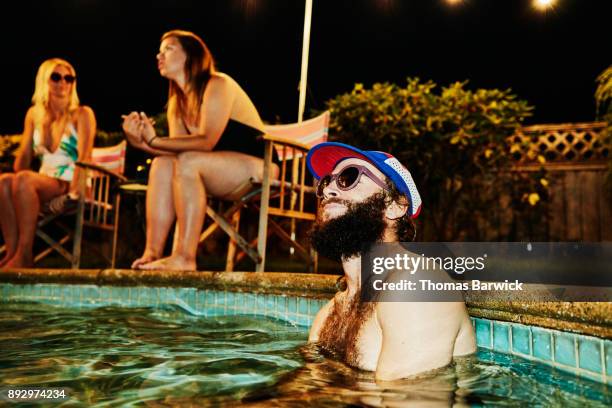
[0, 302, 608, 407]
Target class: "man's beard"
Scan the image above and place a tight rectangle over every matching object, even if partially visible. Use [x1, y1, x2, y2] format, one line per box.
[309, 193, 387, 262]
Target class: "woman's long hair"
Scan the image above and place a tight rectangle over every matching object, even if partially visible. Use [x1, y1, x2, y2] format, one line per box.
[161, 30, 216, 121]
[31, 58, 80, 132]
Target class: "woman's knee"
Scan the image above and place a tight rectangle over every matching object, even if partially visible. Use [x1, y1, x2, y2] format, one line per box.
[0, 173, 15, 198]
[175, 151, 206, 178]
[12, 170, 37, 194]
[149, 156, 176, 182]
[151, 156, 175, 171]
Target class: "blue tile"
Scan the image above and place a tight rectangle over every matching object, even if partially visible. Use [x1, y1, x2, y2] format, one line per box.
[245, 293, 256, 312]
[298, 297, 309, 315]
[134, 286, 144, 303]
[554, 332, 576, 367]
[532, 328, 552, 361]
[239, 292, 249, 312]
[51, 284, 62, 300]
[109, 286, 123, 303]
[31, 284, 42, 298]
[511, 325, 531, 355]
[166, 287, 179, 304]
[196, 289, 207, 308]
[100, 286, 111, 301]
[254, 294, 267, 314]
[577, 337, 602, 374]
[82, 286, 99, 304]
[7, 284, 17, 300]
[225, 292, 235, 308]
[268, 295, 278, 316]
[184, 288, 197, 310]
[309, 298, 324, 317]
[122, 287, 132, 304]
[40, 284, 52, 299]
[265, 294, 276, 315]
[475, 319, 492, 348]
[62, 285, 75, 303]
[126, 287, 135, 305]
[287, 296, 298, 315]
[606, 341, 612, 377]
[276, 296, 287, 317]
[493, 322, 510, 352]
[142, 287, 155, 306]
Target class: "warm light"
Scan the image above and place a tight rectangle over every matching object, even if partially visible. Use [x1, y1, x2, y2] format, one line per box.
[445, 0, 463, 5]
[533, 0, 557, 11]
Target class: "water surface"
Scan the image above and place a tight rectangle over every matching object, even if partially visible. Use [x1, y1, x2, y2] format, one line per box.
[0, 303, 608, 407]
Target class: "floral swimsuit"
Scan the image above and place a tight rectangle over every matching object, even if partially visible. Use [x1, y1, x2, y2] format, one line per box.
[32, 123, 78, 182]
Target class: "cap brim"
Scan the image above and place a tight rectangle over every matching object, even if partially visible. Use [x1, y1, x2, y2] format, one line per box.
[307, 142, 373, 179]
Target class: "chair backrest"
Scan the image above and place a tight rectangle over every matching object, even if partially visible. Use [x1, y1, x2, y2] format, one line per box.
[91, 140, 127, 175]
[264, 111, 330, 161]
[80, 140, 127, 229]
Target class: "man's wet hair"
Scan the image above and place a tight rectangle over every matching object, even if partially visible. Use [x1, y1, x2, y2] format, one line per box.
[384, 179, 417, 242]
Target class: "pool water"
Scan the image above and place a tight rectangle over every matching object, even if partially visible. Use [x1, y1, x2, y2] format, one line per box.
[0, 302, 609, 407]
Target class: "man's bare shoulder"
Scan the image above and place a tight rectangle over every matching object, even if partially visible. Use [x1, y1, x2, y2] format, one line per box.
[375, 300, 468, 332]
[308, 296, 336, 342]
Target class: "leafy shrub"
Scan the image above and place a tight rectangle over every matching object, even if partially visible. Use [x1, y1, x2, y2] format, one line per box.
[326, 78, 548, 241]
[595, 65, 612, 193]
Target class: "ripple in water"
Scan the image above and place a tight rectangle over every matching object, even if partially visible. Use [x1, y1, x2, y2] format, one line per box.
[0, 302, 608, 407]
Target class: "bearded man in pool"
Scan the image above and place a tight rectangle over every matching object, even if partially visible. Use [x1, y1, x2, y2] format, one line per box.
[306, 142, 476, 381]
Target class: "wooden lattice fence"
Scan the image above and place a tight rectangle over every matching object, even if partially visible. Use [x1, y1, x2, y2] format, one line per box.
[507, 122, 611, 241]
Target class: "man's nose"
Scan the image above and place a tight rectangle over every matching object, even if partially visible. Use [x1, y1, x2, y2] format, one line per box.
[322, 180, 340, 199]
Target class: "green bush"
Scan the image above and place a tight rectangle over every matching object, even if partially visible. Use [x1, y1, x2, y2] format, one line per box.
[326, 77, 548, 241]
[595, 65, 612, 194]
[0, 135, 20, 172]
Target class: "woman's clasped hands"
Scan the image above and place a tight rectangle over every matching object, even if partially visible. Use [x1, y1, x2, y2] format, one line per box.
[121, 111, 157, 149]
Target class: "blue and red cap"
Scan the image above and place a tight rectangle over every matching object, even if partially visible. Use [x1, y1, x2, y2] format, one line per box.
[306, 142, 422, 218]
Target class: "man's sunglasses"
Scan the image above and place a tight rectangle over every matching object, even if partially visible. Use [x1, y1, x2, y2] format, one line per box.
[50, 72, 76, 84]
[316, 164, 389, 198]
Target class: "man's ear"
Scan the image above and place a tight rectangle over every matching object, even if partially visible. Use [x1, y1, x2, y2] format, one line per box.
[385, 197, 409, 220]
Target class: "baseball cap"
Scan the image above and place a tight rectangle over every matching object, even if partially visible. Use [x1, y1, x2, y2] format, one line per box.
[306, 142, 422, 218]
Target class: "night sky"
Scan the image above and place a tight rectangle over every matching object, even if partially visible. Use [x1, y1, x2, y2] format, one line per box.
[1, 0, 610, 135]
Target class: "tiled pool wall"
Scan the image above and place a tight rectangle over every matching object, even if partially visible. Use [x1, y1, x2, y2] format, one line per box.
[472, 317, 611, 384]
[0, 283, 326, 328]
[1, 282, 610, 385]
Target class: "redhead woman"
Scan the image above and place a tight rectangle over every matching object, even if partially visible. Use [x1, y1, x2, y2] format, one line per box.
[0, 58, 96, 268]
[123, 30, 277, 271]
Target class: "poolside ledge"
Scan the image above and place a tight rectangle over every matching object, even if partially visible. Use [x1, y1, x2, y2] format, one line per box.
[1, 268, 610, 338]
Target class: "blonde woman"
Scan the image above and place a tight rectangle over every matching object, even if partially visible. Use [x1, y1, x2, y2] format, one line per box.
[0, 58, 96, 268]
[123, 30, 278, 271]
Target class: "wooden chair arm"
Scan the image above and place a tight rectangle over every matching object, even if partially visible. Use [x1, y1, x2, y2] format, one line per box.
[75, 161, 128, 182]
[247, 180, 316, 198]
[263, 134, 311, 152]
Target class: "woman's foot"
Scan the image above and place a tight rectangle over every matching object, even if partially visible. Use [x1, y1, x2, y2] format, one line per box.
[0, 252, 14, 268]
[2, 253, 33, 269]
[138, 255, 196, 271]
[131, 250, 161, 269]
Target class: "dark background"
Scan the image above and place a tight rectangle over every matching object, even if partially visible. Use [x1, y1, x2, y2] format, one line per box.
[0, 0, 610, 134]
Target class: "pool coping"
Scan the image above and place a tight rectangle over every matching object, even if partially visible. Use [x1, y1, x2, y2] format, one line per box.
[1, 268, 610, 339]
[0, 268, 339, 298]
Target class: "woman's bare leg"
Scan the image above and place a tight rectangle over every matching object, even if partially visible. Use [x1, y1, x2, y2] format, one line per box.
[4, 171, 67, 268]
[139, 151, 275, 271]
[0, 173, 18, 267]
[132, 156, 176, 268]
